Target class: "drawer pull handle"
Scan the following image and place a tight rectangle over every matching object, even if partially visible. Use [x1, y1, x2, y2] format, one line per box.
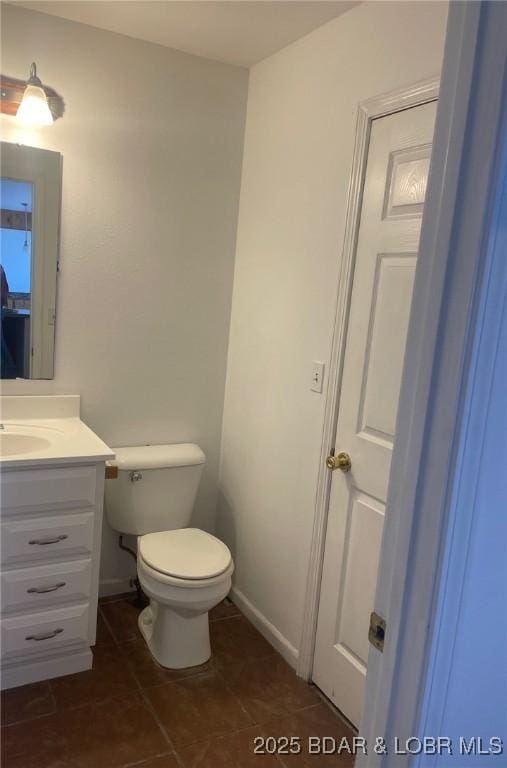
[29, 535, 68, 546]
[27, 582, 66, 594]
[25, 628, 64, 642]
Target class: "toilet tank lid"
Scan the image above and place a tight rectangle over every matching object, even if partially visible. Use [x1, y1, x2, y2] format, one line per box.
[110, 443, 206, 470]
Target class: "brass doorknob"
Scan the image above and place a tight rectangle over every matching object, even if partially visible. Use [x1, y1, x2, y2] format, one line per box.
[326, 451, 352, 472]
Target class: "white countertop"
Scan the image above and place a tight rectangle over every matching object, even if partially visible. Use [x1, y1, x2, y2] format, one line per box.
[0, 396, 114, 469]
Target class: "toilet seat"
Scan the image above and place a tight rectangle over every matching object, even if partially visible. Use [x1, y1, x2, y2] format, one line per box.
[139, 528, 232, 581]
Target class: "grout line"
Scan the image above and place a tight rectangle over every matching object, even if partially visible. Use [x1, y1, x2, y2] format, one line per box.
[47, 678, 58, 715]
[314, 686, 358, 733]
[134, 667, 215, 694]
[256, 720, 292, 768]
[209, 661, 259, 728]
[104, 614, 146, 696]
[134, 653, 260, 753]
[1, 707, 57, 729]
[208, 613, 241, 623]
[98, 592, 136, 605]
[259, 702, 353, 768]
[39, 688, 147, 717]
[162, 721, 264, 753]
[171, 750, 187, 768]
[133, 665, 214, 692]
[139, 688, 179, 755]
[98, 603, 124, 649]
[121, 751, 176, 768]
[2, 682, 58, 729]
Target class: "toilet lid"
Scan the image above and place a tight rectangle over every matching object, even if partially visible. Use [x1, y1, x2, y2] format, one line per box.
[139, 528, 232, 580]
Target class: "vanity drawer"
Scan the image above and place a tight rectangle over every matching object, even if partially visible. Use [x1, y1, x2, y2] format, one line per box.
[1, 604, 89, 659]
[1, 466, 96, 514]
[1, 559, 92, 614]
[1, 512, 94, 566]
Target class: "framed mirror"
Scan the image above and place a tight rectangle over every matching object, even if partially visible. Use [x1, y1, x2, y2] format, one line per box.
[1, 142, 61, 379]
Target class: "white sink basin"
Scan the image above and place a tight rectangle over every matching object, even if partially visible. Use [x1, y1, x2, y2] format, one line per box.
[0, 397, 114, 467]
[0, 424, 63, 458]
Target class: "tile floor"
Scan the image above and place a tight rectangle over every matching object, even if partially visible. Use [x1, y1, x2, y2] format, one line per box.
[1, 594, 355, 767]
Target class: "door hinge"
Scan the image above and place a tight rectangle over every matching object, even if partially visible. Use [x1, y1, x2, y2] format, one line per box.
[369, 611, 386, 652]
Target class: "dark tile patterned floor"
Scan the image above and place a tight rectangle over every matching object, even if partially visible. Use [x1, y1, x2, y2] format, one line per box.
[1, 595, 354, 767]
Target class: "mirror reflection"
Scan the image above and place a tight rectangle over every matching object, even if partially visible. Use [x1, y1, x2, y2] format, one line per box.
[1, 179, 33, 378]
[1, 143, 61, 379]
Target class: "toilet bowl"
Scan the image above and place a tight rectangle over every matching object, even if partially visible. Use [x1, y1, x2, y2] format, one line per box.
[105, 443, 234, 669]
[137, 528, 233, 668]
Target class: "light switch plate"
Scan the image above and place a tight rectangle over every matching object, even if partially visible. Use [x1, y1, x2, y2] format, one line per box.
[311, 361, 325, 393]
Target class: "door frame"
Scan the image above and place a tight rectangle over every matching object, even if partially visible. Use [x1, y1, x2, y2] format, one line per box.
[359, 2, 507, 762]
[297, 75, 440, 682]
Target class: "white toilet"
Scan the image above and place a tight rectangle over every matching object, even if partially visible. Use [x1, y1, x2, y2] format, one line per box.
[105, 443, 234, 669]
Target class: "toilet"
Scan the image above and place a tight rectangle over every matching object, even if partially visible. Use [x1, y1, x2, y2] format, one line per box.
[105, 443, 234, 669]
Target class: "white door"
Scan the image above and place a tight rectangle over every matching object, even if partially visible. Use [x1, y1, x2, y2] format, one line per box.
[313, 101, 437, 726]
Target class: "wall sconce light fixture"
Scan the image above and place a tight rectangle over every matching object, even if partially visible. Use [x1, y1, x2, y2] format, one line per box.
[16, 62, 54, 126]
[1, 65, 64, 123]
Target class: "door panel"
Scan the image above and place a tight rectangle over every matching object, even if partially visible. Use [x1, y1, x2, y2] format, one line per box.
[359, 253, 417, 443]
[383, 144, 432, 219]
[338, 493, 384, 665]
[313, 101, 437, 726]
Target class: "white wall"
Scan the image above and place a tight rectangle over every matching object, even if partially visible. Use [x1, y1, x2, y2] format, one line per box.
[219, 1, 448, 660]
[1, 4, 248, 594]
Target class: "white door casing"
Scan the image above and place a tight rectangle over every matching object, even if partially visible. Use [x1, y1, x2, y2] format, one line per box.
[313, 101, 437, 726]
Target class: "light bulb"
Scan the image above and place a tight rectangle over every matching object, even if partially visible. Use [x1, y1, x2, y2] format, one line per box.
[16, 64, 54, 127]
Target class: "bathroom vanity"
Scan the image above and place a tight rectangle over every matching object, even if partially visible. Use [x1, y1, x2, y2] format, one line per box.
[0, 396, 114, 689]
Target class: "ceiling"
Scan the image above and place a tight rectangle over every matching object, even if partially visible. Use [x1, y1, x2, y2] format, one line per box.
[11, 1, 358, 68]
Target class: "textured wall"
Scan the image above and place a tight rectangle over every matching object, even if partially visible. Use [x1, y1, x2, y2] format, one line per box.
[1, 4, 248, 594]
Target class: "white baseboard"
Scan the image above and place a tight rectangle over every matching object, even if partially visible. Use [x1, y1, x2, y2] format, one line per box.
[99, 577, 135, 598]
[230, 586, 299, 670]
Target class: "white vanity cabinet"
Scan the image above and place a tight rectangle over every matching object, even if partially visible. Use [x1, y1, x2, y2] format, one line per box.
[0, 462, 106, 688]
[0, 395, 114, 690]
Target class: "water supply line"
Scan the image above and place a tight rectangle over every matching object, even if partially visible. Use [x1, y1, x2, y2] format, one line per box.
[118, 535, 145, 605]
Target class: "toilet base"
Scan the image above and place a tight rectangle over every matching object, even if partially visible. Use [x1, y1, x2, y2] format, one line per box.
[138, 601, 211, 669]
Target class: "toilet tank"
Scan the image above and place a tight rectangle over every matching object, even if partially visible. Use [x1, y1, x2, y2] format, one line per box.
[105, 444, 206, 535]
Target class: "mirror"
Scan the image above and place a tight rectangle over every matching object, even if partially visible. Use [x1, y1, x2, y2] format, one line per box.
[1, 142, 61, 379]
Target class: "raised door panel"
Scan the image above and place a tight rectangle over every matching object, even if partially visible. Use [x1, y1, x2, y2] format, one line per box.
[1, 466, 96, 514]
[383, 144, 432, 219]
[337, 493, 385, 667]
[1, 559, 92, 614]
[358, 253, 417, 444]
[1, 511, 94, 566]
[1, 603, 90, 659]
